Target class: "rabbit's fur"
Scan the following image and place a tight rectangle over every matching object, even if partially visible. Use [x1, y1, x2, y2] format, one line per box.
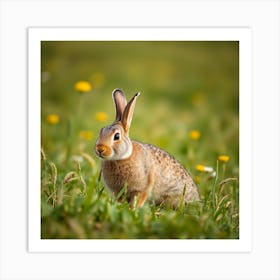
[95, 89, 200, 207]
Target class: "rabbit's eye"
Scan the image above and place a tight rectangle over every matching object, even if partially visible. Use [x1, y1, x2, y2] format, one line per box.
[113, 132, 120, 141]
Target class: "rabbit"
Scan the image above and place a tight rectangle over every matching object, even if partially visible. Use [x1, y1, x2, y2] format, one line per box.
[94, 89, 200, 208]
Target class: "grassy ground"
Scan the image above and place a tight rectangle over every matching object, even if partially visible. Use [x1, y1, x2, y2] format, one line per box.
[41, 41, 239, 239]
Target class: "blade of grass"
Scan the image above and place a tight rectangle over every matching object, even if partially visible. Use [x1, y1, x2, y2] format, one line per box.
[211, 160, 219, 210]
[179, 184, 187, 213]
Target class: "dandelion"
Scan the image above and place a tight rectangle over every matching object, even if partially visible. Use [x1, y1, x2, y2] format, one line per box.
[79, 130, 93, 141]
[196, 164, 206, 172]
[218, 155, 230, 163]
[189, 130, 201, 140]
[218, 155, 230, 179]
[196, 164, 213, 173]
[196, 164, 216, 179]
[74, 81, 92, 93]
[46, 114, 59, 125]
[95, 112, 108, 122]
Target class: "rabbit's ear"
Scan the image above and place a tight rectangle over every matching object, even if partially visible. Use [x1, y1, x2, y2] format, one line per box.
[112, 89, 127, 122]
[121, 92, 140, 133]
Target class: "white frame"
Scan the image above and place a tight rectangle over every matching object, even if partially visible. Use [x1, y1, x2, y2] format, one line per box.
[1, 1, 279, 279]
[28, 27, 252, 253]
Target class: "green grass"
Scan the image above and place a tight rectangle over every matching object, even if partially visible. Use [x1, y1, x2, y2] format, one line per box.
[41, 41, 239, 239]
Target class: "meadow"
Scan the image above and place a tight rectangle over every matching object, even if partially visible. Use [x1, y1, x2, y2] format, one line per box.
[41, 41, 239, 239]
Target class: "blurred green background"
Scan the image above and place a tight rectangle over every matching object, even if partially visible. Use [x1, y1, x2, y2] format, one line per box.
[41, 41, 239, 164]
[41, 41, 239, 239]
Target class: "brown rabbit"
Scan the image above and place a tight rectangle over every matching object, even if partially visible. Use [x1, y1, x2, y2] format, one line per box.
[95, 89, 200, 207]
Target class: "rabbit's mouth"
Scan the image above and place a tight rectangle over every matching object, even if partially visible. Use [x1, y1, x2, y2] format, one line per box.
[97, 154, 105, 159]
[95, 144, 112, 159]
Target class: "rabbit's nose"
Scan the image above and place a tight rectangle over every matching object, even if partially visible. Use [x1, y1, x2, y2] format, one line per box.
[96, 144, 105, 154]
[95, 144, 108, 157]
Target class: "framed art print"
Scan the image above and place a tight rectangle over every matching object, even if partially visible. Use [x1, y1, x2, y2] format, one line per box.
[1, 1, 280, 280]
[28, 27, 252, 253]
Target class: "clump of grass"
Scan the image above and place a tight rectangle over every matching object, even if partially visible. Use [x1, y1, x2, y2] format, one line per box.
[41, 148, 239, 239]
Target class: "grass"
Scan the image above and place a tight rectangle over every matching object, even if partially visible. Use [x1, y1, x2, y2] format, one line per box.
[41, 41, 239, 239]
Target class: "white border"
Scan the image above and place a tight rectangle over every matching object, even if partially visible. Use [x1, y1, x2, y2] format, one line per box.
[28, 27, 252, 253]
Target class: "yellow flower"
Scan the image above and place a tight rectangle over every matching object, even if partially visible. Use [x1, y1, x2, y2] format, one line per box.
[196, 164, 214, 173]
[79, 130, 93, 141]
[218, 155, 230, 163]
[46, 114, 59, 125]
[95, 112, 108, 122]
[196, 164, 205, 172]
[74, 81, 92, 93]
[189, 130, 201, 140]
